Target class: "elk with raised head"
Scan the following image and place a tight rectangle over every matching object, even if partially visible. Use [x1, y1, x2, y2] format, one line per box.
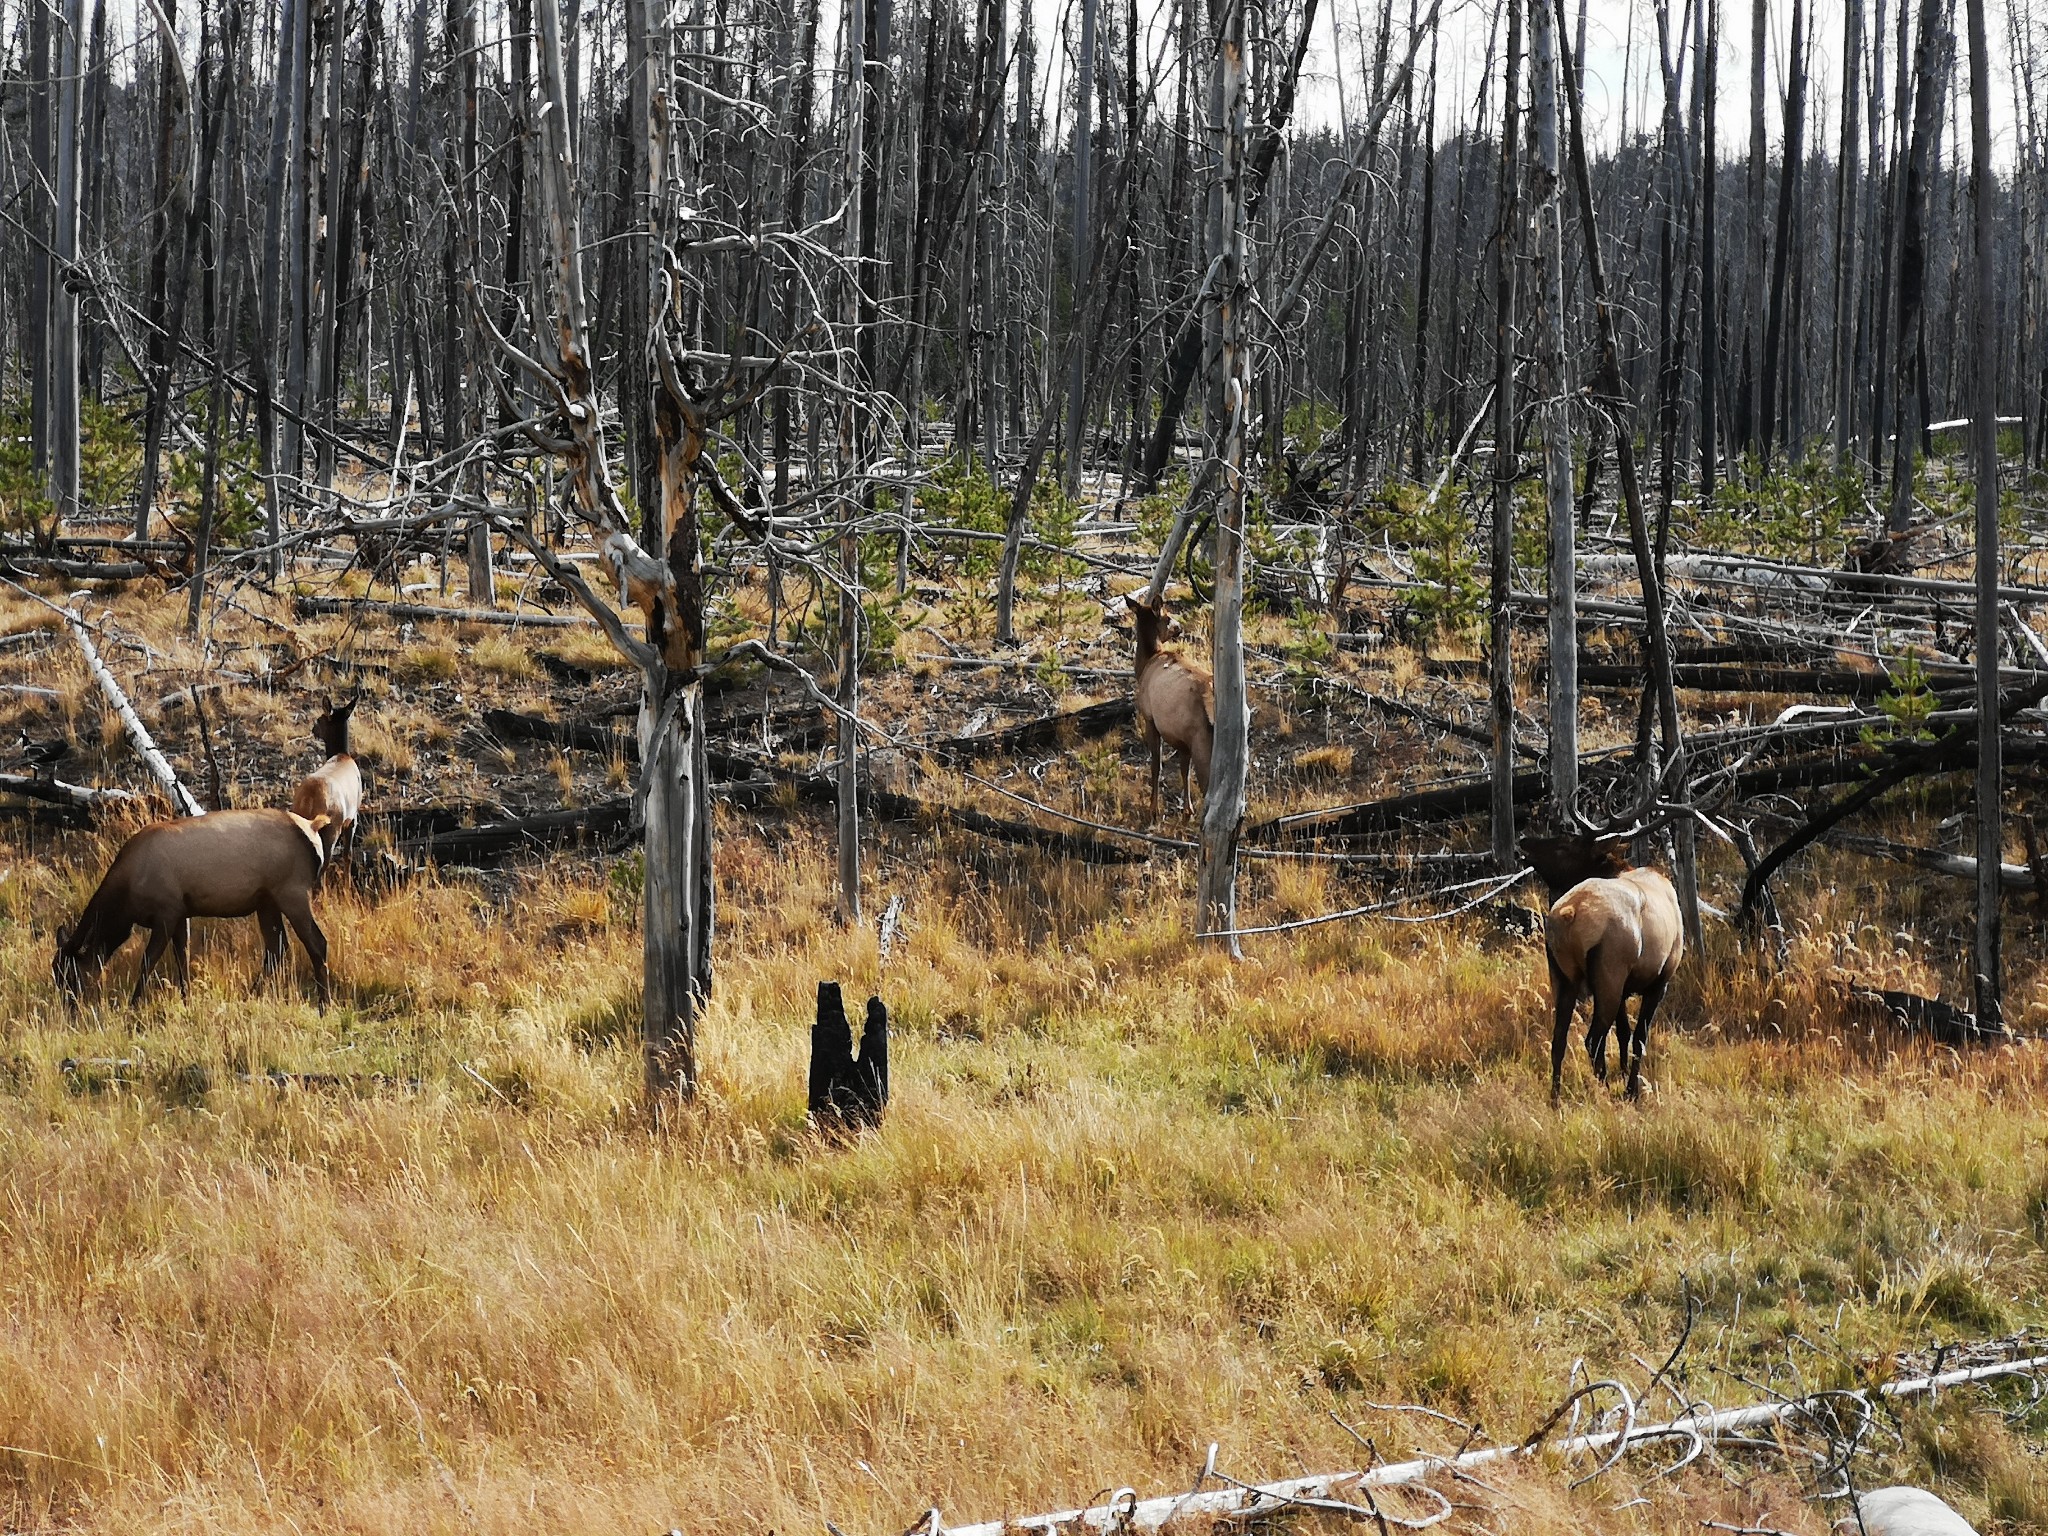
[1524, 822, 1685, 1103]
[293, 692, 362, 876]
[53, 808, 332, 1007]
[1125, 594, 1215, 823]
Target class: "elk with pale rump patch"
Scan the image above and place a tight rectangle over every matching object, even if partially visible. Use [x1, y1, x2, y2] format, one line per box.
[1525, 827, 1684, 1103]
[292, 692, 362, 877]
[53, 809, 332, 1007]
[1125, 594, 1215, 824]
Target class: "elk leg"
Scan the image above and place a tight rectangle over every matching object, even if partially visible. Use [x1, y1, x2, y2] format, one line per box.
[1143, 720, 1162, 824]
[1576, 942, 1612, 1081]
[170, 919, 191, 997]
[256, 900, 288, 976]
[1626, 976, 1670, 1101]
[1176, 750, 1194, 821]
[130, 926, 170, 1005]
[278, 891, 331, 1012]
[1548, 950, 1578, 1103]
[1586, 994, 1615, 1082]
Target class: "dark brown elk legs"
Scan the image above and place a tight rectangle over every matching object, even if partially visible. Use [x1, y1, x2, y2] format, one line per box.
[170, 918, 191, 995]
[131, 926, 171, 1004]
[257, 899, 289, 977]
[1548, 953, 1578, 1103]
[1144, 720, 1162, 824]
[279, 889, 330, 1009]
[1626, 976, 1669, 1100]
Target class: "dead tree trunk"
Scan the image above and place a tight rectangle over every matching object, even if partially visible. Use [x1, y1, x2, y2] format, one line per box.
[1965, 0, 2002, 1025]
[1530, 0, 1576, 812]
[49, 0, 84, 525]
[1490, 0, 1523, 870]
[1555, 0, 1702, 946]
[520, 0, 710, 1110]
[1198, 0, 1250, 950]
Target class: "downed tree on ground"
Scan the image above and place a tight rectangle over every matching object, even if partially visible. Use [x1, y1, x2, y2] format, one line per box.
[294, 595, 591, 629]
[483, 707, 637, 761]
[64, 611, 204, 817]
[0, 773, 139, 812]
[935, 1351, 2048, 1536]
[1740, 679, 2048, 921]
[921, 699, 1133, 761]
[1847, 984, 2009, 1045]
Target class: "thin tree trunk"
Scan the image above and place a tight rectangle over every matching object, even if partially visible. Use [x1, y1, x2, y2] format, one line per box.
[1965, 0, 2001, 1025]
[137, 0, 187, 537]
[1835, 0, 1865, 468]
[1555, 0, 1702, 946]
[1889, 0, 1953, 533]
[1531, 0, 1576, 811]
[1759, 0, 1804, 460]
[1199, 0, 1250, 950]
[836, 0, 871, 925]
[1491, 0, 1523, 870]
[1062, 0, 1098, 493]
[49, 0, 84, 524]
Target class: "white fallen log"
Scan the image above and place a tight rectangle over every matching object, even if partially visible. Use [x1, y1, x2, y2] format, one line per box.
[65, 613, 203, 817]
[937, 1353, 2048, 1536]
[0, 772, 138, 810]
[1843, 1487, 1980, 1536]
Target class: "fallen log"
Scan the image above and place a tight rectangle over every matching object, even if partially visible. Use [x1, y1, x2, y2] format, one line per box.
[1848, 984, 2009, 1045]
[935, 1353, 2048, 1536]
[294, 595, 592, 629]
[65, 612, 204, 817]
[1831, 833, 2036, 891]
[397, 800, 633, 862]
[1249, 771, 1550, 844]
[482, 707, 637, 761]
[922, 699, 1133, 761]
[867, 786, 1145, 864]
[1739, 678, 2048, 920]
[1, 556, 153, 582]
[0, 773, 139, 812]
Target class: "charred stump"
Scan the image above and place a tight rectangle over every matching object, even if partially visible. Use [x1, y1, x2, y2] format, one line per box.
[808, 981, 889, 1131]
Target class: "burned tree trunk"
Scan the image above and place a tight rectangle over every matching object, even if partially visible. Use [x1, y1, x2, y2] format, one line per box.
[1198, 0, 1251, 950]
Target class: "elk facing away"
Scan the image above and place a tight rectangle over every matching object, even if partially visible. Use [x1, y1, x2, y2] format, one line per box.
[1126, 595, 1214, 823]
[1529, 829, 1684, 1103]
[293, 693, 362, 876]
[54, 809, 332, 1007]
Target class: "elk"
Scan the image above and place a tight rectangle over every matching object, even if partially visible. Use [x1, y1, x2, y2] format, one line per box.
[53, 808, 332, 1007]
[293, 692, 362, 876]
[1525, 824, 1684, 1103]
[1125, 594, 1215, 823]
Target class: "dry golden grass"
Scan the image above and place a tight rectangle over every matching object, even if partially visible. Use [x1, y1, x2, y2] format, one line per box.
[2, 814, 2047, 1535]
[472, 633, 540, 680]
[1, 573, 2046, 1535]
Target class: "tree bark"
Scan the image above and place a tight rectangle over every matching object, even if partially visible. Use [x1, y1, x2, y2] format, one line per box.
[49, 0, 85, 525]
[1530, 0, 1576, 811]
[1198, 0, 1250, 949]
[1965, 0, 2001, 1024]
[1062, 0, 1098, 493]
[1490, 0, 1523, 870]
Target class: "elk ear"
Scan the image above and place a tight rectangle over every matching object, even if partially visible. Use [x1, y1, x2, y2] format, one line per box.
[53, 921, 71, 950]
[1124, 594, 1145, 613]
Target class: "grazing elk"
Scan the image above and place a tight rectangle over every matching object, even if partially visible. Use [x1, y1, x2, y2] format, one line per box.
[53, 809, 332, 1007]
[1524, 824, 1684, 1103]
[1125, 594, 1215, 823]
[293, 692, 362, 877]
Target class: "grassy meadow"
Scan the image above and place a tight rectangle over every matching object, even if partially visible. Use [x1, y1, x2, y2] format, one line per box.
[0, 566, 2044, 1535]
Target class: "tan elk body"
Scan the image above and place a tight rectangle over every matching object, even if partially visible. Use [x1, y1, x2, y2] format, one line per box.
[53, 809, 331, 1006]
[1125, 595, 1215, 822]
[1544, 858, 1684, 1102]
[292, 694, 362, 874]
